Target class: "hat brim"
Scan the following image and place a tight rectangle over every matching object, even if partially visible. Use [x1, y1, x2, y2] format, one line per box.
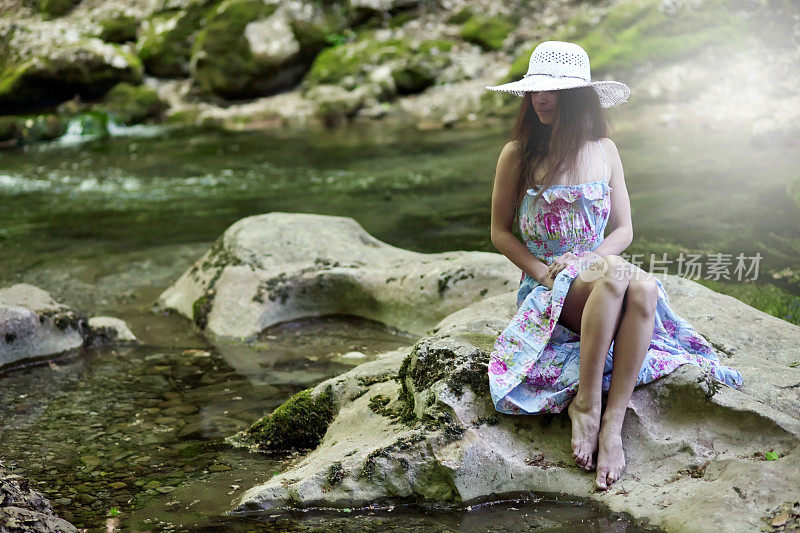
[485, 76, 630, 108]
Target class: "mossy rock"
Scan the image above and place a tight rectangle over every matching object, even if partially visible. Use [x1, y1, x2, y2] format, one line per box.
[0, 113, 68, 144]
[550, 0, 746, 75]
[94, 82, 169, 125]
[305, 32, 454, 96]
[233, 384, 336, 452]
[99, 15, 140, 43]
[0, 41, 143, 113]
[189, 0, 280, 98]
[137, 2, 218, 77]
[459, 14, 513, 51]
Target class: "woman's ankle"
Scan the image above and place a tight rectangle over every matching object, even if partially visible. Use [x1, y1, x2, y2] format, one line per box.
[571, 390, 601, 413]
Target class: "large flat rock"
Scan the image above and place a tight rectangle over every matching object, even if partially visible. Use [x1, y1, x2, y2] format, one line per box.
[157, 212, 520, 339]
[230, 276, 800, 532]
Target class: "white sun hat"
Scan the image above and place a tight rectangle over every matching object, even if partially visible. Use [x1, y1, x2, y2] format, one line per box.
[485, 40, 631, 108]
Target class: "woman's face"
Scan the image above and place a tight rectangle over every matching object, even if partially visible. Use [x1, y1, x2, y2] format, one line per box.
[530, 91, 558, 124]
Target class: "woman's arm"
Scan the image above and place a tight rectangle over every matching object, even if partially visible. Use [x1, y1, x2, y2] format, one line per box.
[490, 141, 551, 284]
[590, 137, 633, 256]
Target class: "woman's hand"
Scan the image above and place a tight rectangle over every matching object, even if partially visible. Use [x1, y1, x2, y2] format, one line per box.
[546, 252, 581, 281]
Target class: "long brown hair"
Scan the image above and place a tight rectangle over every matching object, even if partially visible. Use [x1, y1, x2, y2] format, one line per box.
[509, 86, 609, 210]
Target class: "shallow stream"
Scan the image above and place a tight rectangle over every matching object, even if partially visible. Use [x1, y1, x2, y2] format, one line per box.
[1, 117, 798, 530]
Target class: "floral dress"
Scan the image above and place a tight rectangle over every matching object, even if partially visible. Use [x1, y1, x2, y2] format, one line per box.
[488, 139, 743, 415]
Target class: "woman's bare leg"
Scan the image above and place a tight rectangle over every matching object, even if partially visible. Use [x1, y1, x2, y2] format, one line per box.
[559, 256, 630, 471]
[594, 272, 658, 489]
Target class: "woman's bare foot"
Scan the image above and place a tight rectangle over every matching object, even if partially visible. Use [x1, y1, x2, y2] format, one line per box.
[595, 425, 625, 489]
[567, 396, 601, 471]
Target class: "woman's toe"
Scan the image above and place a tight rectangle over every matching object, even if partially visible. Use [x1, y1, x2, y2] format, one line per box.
[595, 469, 609, 490]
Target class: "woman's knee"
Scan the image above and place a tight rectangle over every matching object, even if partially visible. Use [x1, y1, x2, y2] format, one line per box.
[625, 276, 659, 316]
[594, 255, 630, 297]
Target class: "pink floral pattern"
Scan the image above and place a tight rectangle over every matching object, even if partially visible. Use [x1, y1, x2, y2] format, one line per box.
[489, 178, 743, 415]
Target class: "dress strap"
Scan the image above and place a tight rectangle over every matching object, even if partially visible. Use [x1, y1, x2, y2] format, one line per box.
[596, 139, 608, 183]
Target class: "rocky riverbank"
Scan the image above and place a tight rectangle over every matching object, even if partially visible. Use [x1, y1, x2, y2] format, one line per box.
[1, 0, 798, 144]
[153, 212, 800, 532]
[0, 462, 76, 533]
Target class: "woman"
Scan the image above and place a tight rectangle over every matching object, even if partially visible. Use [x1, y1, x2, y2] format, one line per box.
[484, 41, 743, 490]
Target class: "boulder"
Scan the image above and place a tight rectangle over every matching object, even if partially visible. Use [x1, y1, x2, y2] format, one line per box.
[156, 212, 519, 339]
[0, 19, 143, 113]
[189, 0, 334, 99]
[0, 284, 137, 370]
[0, 284, 87, 370]
[87, 316, 138, 343]
[302, 31, 456, 99]
[92, 81, 168, 125]
[230, 275, 800, 532]
[136, 0, 218, 77]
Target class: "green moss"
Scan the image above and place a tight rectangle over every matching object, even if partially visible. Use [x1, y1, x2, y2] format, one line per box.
[305, 32, 454, 95]
[192, 290, 215, 330]
[305, 31, 392, 86]
[99, 15, 140, 43]
[95, 82, 168, 125]
[164, 108, 202, 125]
[190, 0, 278, 97]
[0, 41, 142, 113]
[395, 354, 417, 424]
[356, 373, 394, 387]
[437, 267, 475, 297]
[138, 3, 218, 77]
[460, 14, 513, 51]
[0, 62, 34, 102]
[447, 7, 472, 25]
[324, 461, 345, 488]
[238, 384, 336, 452]
[36, 0, 79, 17]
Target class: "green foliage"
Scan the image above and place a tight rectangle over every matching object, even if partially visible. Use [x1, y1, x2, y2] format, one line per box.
[764, 451, 779, 461]
[459, 14, 513, 51]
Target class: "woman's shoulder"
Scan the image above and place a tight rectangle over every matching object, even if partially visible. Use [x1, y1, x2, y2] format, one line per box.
[498, 140, 523, 166]
[597, 137, 620, 156]
[502, 139, 523, 155]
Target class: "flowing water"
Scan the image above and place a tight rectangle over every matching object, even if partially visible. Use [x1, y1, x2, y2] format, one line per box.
[0, 117, 798, 531]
